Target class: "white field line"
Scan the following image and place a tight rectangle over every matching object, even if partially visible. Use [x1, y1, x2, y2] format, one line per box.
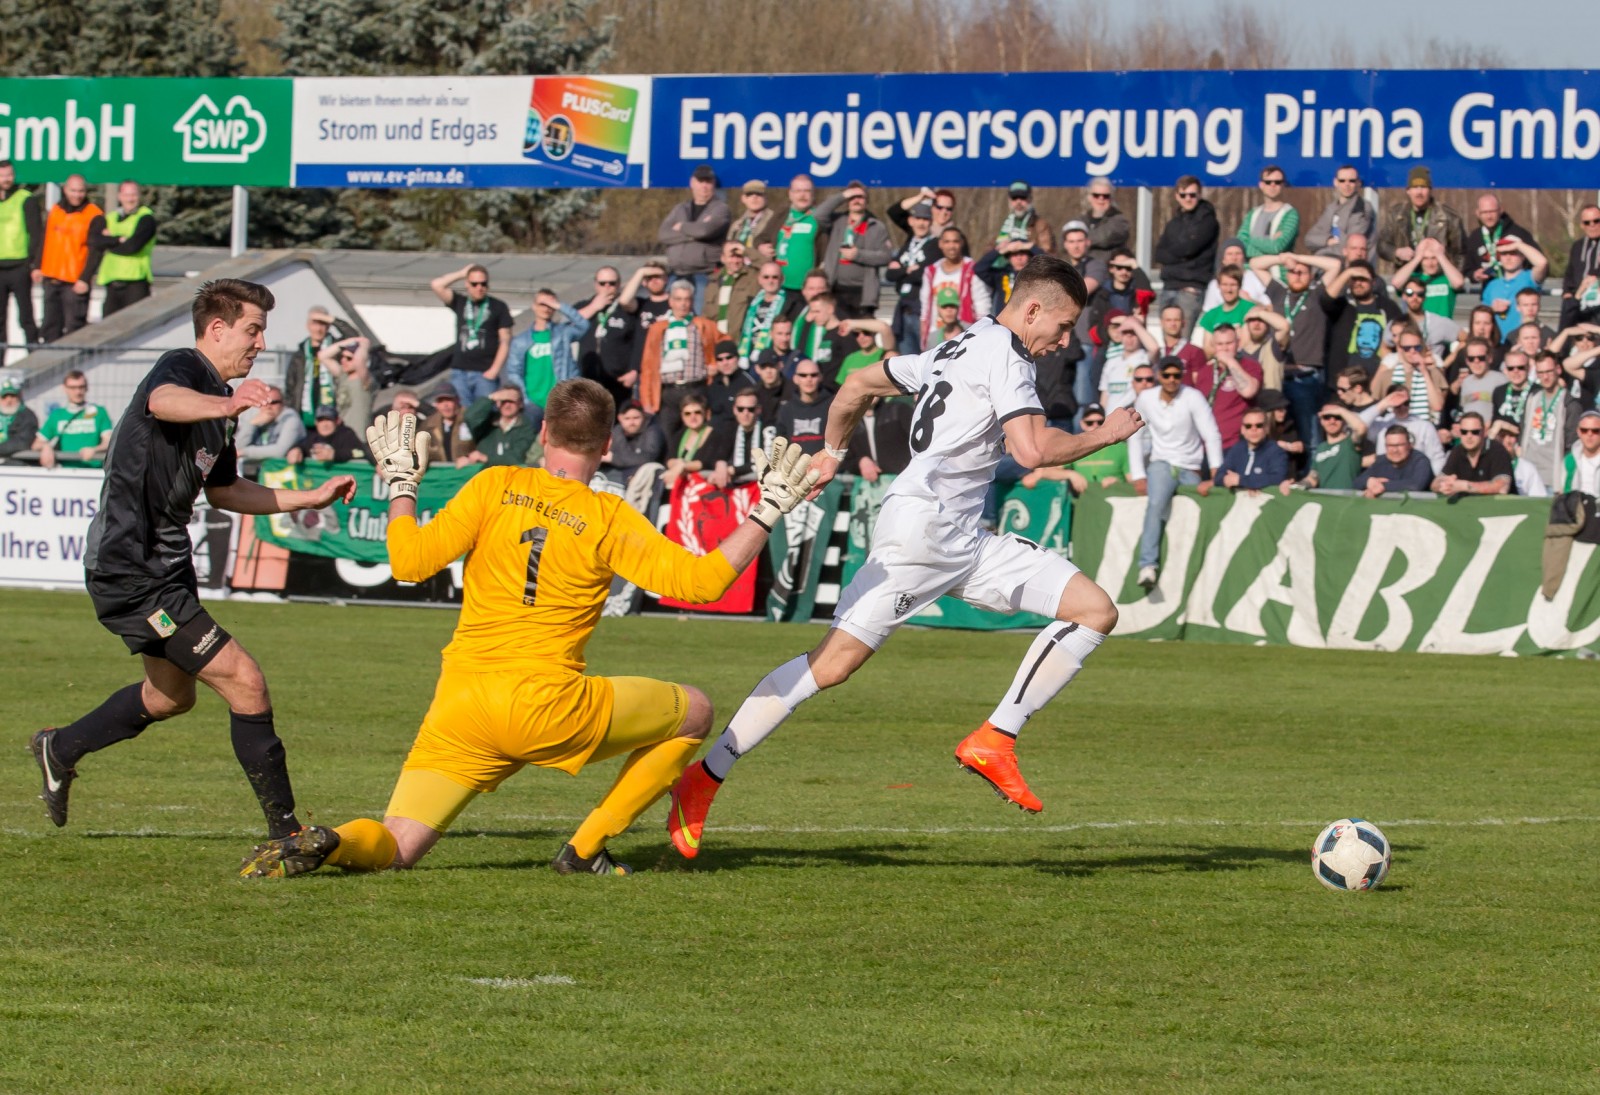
[462, 975, 574, 987]
[7, 816, 1600, 838]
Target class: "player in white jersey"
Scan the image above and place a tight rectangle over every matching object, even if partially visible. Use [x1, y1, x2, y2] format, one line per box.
[666, 255, 1144, 857]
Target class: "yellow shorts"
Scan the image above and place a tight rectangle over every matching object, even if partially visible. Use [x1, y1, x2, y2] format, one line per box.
[385, 667, 688, 832]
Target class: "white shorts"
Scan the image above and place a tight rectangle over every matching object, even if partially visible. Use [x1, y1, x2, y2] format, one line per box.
[832, 495, 1080, 649]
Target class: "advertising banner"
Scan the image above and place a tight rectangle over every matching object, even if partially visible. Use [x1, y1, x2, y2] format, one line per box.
[290, 75, 651, 188]
[658, 474, 760, 614]
[652, 69, 1600, 190]
[0, 77, 291, 186]
[252, 459, 480, 564]
[1069, 487, 1600, 656]
[766, 477, 845, 623]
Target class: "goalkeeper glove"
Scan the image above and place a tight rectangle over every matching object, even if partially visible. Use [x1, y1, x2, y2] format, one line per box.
[750, 436, 821, 531]
[365, 411, 431, 501]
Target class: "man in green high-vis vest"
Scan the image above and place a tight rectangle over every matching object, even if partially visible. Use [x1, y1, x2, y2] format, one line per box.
[0, 159, 43, 347]
[92, 181, 158, 318]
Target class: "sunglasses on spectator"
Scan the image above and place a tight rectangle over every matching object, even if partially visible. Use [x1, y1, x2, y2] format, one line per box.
[734, 404, 758, 413]
[1260, 177, 1285, 187]
[1459, 427, 1482, 435]
[1160, 370, 1183, 379]
[1335, 385, 1354, 394]
[1133, 375, 1155, 384]
[1584, 218, 1600, 226]
[596, 279, 619, 287]
[934, 203, 954, 211]
[1089, 193, 1111, 200]
[716, 353, 737, 361]
[1580, 427, 1600, 435]
[1177, 190, 1199, 199]
[467, 280, 488, 287]
[1400, 342, 1423, 352]
[1402, 288, 1424, 297]
[1319, 413, 1343, 421]
[1336, 175, 1360, 184]
[1110, 263, 1137, 273]
[1082, 417, 1105, 428]
[1467, 354, 1491, 363]
[1241, 421, 1268, 429]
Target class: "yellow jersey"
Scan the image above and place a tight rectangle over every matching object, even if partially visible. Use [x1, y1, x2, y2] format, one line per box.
[388, 466, 738, 673]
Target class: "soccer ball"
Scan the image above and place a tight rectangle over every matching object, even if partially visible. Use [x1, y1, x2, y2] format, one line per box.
[1311, 818, 1391, 892]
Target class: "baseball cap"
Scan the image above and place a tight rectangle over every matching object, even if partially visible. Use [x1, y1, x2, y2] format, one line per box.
[314, 404, 339, 420]
[1008, 180, 1031, 198]
[909, 201, 933, 219]
[715, 339, 738, 357]
[1255, 389, 1289, 411]
[430, 383, 460, 402]
[742, 179, 766, 195]
[1579, 409, 1600, 426]
[753, 349, 781, 368]
[935, 286, 961, 308]
[0, 379, 19, 397]
[618, 399, 645, 415]
[692, 164, 719, 185]
[1157, 355, 1186, 373]
[1407, 165, 1432, 188]
[1081, 402, 1106, 418]
[1061, 219, 1090, 236]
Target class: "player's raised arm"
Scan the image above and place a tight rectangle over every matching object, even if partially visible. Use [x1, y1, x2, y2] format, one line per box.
[809, 361, 907, 496]
[601, 437, 818, 602]
[1001, 406, 1144, 471]
[367, 411, 483, 582]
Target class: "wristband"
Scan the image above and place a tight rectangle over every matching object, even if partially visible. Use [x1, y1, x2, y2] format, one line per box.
[823, 445, 848, 461]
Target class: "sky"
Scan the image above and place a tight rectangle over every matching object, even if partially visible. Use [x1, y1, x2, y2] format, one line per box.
[1089, 0, 1594, 69]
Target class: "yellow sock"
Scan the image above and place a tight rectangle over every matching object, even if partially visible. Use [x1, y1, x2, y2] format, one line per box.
[326, 818, 399, 872]
[570, 736, 701, 859]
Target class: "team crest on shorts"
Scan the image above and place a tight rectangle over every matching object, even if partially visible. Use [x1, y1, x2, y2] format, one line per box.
[893, 592, 915, 618]
[147, 609, 178, 638]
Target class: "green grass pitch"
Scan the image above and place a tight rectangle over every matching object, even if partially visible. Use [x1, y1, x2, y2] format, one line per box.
[3, 588, 1598, 1093]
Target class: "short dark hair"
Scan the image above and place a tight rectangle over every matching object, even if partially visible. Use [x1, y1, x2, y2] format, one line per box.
[1009, 254, 1088, 311]
[192, 279, 275, 337]
[1259, 164, 1284, 180]
[1338, 366, 1370, 387]
[1515, 286, 1541, 300]
[1464, 336, 1493, 355]
[810, 291, 835, 309]
[1110, 247, 1135, 262]
[1459, 411, 1486, 429]
[1217, 264, 1243, 284]
[1385, 424, 1412, 441]
[65, 369, 86, 383]
[1211, 322, 1238, 338]
[543, 379, 614, 456]
[465, 263, 489, 281]
[1175, 175, 1201, 192]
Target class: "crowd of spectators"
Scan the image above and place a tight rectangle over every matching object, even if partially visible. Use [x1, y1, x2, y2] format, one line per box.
[6, 159, 1600, 605]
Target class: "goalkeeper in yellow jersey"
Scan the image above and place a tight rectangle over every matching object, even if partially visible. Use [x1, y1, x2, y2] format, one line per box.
[240, 379, 817, 878]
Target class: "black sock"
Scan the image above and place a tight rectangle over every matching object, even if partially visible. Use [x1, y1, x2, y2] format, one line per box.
[230, 709, 299, 838]
[51, 684, 157, 767]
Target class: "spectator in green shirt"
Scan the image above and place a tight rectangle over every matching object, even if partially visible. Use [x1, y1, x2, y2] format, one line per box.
[1022, 404, 1129, 493]
[37, 369, 112, 467]
[833, 319, 893, 385]
[1293, 403, 1365, 491]
[1197, 264, 1255, 349]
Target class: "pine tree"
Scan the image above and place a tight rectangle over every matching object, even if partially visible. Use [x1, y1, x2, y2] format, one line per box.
[272, 0, 616, 251]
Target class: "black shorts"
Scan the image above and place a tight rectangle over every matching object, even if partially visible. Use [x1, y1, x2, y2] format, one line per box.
[86, 567, 232, 675]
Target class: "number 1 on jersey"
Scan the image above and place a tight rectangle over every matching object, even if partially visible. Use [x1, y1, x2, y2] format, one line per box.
[520, 527, 548, 606]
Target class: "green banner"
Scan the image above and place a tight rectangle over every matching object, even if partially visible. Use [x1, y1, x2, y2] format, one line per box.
[841, 474, 895, 588]
[253, 459, 480, 564]
[1069, 486, 1600, 655]
[0, 78, 292, 186]
[913, 480, 1074, 632]
[766, 477, 845, 623]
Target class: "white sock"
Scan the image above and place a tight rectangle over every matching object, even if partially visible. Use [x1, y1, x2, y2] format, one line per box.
[987, 622, 1106, 736]
[702, 654, 820, 781]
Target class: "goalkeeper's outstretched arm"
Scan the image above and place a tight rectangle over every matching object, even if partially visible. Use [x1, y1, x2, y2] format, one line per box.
[366, 410, 483, 582]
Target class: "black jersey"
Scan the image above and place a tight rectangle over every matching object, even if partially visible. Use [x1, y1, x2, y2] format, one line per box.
[84, 348, 239, 578]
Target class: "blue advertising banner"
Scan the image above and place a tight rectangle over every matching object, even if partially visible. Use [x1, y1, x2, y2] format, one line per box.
[650, 69, 1600, 190]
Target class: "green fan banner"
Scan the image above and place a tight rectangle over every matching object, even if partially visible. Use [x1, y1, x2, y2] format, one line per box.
[253, 459, 481, 564]
[1068, 487, 1600, 656]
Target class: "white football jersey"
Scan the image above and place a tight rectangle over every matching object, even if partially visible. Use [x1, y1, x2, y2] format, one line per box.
[880, 316, 1044, 526]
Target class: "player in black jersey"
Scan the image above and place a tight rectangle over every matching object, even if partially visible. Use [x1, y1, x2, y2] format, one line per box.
[28, 279, 356, 842]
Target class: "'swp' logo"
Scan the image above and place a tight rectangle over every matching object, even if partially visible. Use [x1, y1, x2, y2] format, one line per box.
[173, 94, 267, 163]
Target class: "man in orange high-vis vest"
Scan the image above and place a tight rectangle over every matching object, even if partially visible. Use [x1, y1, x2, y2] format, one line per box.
[36, 174, 103, 343]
